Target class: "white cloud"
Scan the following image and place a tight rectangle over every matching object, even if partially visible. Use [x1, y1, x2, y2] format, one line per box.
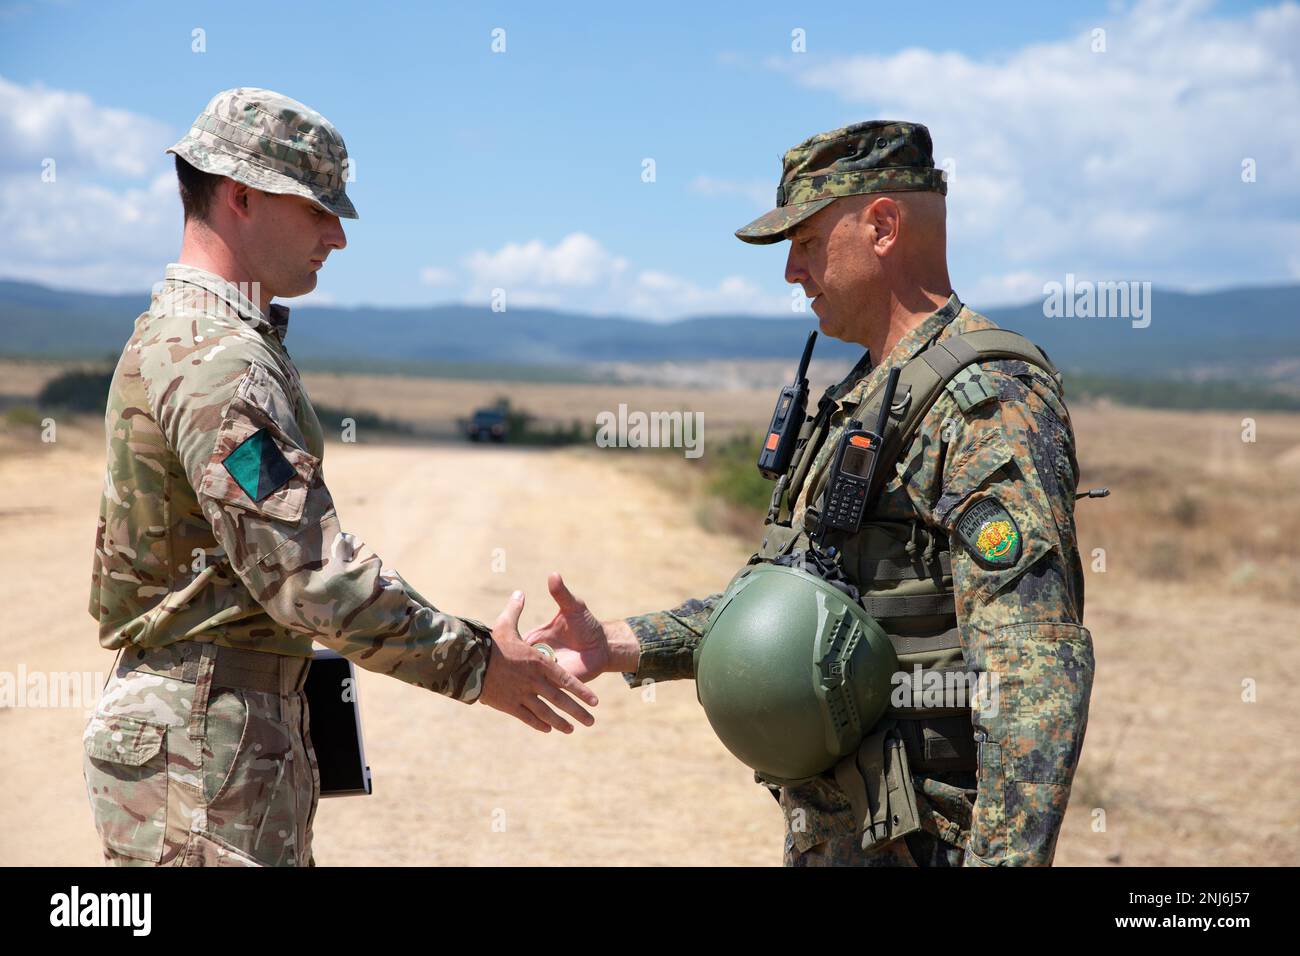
[292, 288, 338, 307]
[463, 232, 629, 290]
[435, 232, 789, 320]
[0, 171, 179, 291]
[419, 266, 456, 287]
[688, 175, 773, 208]
[0, 76, 178, 292]
[0, 75, 172, 177]
[778, 0, 1300, 300]
[621, 270, 777, 319]
[963, 270, 1051, 306]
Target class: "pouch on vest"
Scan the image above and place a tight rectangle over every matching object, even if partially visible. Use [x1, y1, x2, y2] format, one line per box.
[832, 717, 923, 850]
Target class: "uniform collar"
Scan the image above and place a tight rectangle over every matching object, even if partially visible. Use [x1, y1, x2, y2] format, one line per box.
[883, 292, 963, 369]
[161, 263, 291, 341]
[832, 293, 963, 406]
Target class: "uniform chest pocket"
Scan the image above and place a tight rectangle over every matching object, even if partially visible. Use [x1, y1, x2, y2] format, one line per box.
[82, 712, 169, 862]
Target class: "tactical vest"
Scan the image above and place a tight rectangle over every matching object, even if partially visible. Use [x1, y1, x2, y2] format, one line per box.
[754, 328, 1063, 776]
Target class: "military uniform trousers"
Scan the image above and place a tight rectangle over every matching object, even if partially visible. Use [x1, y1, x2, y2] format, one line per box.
[81, 640, 319, 867]
[781, 768, 979, 867]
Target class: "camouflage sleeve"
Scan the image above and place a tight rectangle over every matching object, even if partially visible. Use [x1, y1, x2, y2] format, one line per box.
[904, 364, 1095, 866]
[149, 356, 492, 702]
[621, 595, 720, 687]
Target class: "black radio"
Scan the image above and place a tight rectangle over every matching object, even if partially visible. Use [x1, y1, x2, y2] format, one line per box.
[757, 330, 817, 480]
[818, 366, 900, 536]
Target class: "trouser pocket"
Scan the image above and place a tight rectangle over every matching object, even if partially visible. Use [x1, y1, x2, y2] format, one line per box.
[82, 712, 168, 863]
[180, 829, 263, 867]
[301, 691, 321, 847]
[201, 687, 249, 806]
[200, 686, 316, 866]
[967, 737, 1006, 863]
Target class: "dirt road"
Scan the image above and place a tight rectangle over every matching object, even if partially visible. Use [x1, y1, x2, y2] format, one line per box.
[1, 413, 1297, 865]
[0, 432, 778, 866]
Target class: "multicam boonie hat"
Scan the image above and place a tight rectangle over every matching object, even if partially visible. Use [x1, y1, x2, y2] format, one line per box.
[166, 87, 358, 219]
[735, 120, 944, 244]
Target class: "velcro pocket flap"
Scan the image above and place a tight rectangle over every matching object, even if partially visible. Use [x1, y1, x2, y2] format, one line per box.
[933, 429, 1015, 527]
[83, 712, 165, 766]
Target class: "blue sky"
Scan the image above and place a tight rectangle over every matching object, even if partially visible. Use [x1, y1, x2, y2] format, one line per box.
[1, 0, 1296, 318]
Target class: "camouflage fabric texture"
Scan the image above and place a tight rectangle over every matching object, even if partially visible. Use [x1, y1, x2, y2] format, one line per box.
[166, 87, 358, 219]
[625, 295, 1095, 866]
[88, 263, 492, 702]
[778, 770, 974, 867]
[83, 643, 316, 866]
[736, 121, 947, 245]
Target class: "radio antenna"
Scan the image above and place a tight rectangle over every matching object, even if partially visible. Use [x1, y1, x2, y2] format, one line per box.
[794, 330, 817, 384]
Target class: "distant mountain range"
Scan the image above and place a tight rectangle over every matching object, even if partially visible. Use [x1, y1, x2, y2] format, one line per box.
[2, 279, 1297, 393]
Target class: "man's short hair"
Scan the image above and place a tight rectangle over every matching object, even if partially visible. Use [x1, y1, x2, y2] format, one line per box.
[174, 154, 223, 222]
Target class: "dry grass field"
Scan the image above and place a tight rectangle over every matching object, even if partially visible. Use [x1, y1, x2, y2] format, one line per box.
[298, 368, 784, 439]
[0, 359, 1296, 866]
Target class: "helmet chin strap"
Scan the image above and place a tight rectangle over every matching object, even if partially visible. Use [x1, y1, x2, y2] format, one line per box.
[771, 546, 860, 604]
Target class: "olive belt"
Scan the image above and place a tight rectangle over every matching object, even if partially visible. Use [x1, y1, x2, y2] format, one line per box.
[114, 640, 311, 696]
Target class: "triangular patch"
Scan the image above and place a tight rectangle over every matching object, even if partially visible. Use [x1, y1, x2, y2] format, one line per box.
[222, 428, 296, 503]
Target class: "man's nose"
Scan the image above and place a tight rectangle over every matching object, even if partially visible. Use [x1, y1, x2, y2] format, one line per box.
[324, 218, 347, 251]
[784, 243, 807, 286]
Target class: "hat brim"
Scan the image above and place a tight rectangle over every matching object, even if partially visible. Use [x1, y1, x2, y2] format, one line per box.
[734, 197, 836, 245]
[165, 142, 359, 220]
[311, 190, 358, 220]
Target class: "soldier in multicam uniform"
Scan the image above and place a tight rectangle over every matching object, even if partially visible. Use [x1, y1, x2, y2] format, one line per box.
[83, 88, 597, 867]
[526, 121, 1096, 867]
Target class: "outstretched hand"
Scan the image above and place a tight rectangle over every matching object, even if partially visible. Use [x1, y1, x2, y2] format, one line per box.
[523, 572, 617, 682]
[478, 589, 599, 733]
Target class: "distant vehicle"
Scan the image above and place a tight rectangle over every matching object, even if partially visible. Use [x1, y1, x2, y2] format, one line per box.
[466, 407, 508, 443]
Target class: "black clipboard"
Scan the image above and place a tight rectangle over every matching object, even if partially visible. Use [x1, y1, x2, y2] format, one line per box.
[304, 648, 373, 797]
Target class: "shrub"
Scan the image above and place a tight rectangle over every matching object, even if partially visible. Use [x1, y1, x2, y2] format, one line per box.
[36, 369, 113, 412]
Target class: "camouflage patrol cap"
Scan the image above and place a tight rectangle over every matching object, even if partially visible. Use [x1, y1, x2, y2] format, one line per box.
[735, 120, 944, 244]
[166, 87, 358, 219]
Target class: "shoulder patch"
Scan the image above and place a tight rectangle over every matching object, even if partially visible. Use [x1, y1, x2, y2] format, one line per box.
[222, 428, 296, 503]
[945, 365, 998, 413]
[954, 496, 1022, 568]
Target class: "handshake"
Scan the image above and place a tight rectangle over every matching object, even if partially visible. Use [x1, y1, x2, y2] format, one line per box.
[476, 572, 637, 734]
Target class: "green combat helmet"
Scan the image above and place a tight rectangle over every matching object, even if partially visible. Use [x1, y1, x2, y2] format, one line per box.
[694, 560, 898, 786]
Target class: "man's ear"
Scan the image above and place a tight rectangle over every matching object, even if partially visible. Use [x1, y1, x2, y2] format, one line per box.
[222, 180, 255, 222]
[867, 196, 901, 255]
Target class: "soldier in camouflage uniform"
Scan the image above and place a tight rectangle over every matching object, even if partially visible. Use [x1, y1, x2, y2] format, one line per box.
[83, 88, 597, 867]
[526, 121, 1095, 867]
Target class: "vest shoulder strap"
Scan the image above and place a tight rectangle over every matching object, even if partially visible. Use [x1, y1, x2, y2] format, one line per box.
[854, 328, 1062, 480]
[773, 326, 1061, 531]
